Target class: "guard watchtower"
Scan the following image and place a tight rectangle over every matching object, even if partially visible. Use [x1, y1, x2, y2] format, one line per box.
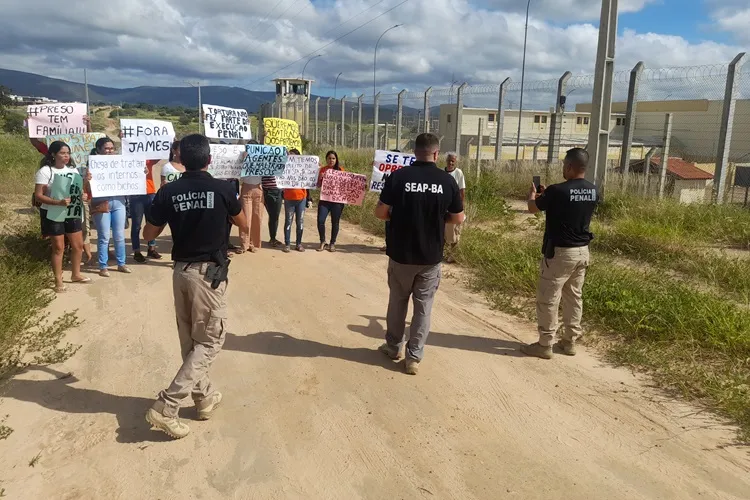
[274, 78, 313, 129]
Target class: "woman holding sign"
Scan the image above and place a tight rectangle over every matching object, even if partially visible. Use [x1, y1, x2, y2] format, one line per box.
[88, 137, 130, 277]
[282, 149, 311, 253]
[160, 141, 185, 186]
[33, 141, 89, 292]
[317, 150, 345, 252]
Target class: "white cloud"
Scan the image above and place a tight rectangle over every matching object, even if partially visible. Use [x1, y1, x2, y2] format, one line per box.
[0, 0, 742, 100]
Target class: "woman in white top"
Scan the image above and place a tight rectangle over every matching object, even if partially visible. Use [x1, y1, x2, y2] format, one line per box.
[34, 141, 89, 292]
[160, 141, 185, 186]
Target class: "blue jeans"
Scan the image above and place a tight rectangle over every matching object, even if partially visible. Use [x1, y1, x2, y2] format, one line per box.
[93, 198, 127, 269]
[317, 201, 343, 245]
[284, 199, 306, 246]
[129, 194, 156, 252]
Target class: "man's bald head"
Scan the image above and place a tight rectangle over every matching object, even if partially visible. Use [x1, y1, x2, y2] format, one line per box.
[414, 133, 440, 162]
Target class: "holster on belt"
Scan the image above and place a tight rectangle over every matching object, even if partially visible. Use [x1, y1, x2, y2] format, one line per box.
[205, 251, 230, 289]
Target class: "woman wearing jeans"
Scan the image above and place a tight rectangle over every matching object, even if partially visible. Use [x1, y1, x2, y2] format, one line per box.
[88, 137, 130, 277]
[282, 149, 311, 253]
[317, 150, 345, 253]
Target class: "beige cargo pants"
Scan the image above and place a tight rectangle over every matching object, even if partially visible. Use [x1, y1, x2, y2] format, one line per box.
[536, 246, 590, 347]
[158, 262, 228, 418]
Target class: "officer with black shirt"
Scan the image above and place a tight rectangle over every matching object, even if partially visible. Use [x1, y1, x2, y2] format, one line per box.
[142, 134, 248, 439]
[375, 133, 464, 375]
[521, 148, 599, 360]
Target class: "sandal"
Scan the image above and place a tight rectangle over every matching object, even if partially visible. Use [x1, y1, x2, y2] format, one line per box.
[317, 243, 327, 252]
[54, 285, 67, 293]
[328, 244, 337, 253]
[71, 277, 92, 284]
[233, 247, 246, 254]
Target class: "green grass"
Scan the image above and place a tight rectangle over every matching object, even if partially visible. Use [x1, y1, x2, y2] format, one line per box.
[0, 133, 42, 196]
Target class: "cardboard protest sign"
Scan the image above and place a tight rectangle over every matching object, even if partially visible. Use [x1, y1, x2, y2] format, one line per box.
[46, 175, 73, 222]
[320, 170, 367, 206]
[370, 150, 416, 192]
[208, 144, 245, 179]
[263, 118, 302, 152]
[45, 132, 106, 172]
[27, 102, 87, 138]
[276, 155, 320, 189]
[241, 144, 288, 177]
[67, 174, 84, 220]
[203, 104, 251, 140]
[120, 119, 175, 160]
[88, 155, 147, 197]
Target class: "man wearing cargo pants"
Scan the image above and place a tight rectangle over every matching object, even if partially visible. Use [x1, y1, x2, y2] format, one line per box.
[521, 148, 599, 359]
[143, 134, 248, 439]
[375, 133, 465, 375]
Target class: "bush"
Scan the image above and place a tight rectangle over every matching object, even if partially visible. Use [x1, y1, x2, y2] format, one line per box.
[179, 114, 192, 125]
[2, 113, 25, 134]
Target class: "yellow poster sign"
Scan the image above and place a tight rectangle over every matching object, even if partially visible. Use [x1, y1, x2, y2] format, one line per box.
[263, 118, 302, 153]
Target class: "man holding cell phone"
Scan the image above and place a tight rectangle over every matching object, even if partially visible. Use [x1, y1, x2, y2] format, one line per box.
[522, 148, 599, 360]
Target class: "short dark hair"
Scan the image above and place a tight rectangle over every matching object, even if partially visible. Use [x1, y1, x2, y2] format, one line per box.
[414, 133, 440, 153]
[180, 134, 211, 171]
[565, 148, 589, 171]
[288, 148, 300, 155]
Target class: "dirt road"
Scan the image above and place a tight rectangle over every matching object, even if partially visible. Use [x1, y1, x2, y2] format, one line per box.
[1, 213, 749, 499]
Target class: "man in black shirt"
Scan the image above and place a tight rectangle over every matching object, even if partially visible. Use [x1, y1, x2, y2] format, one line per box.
[143, 134, 248, 438]
[521, 148, 599, 360]
[375, 133, 464, 375]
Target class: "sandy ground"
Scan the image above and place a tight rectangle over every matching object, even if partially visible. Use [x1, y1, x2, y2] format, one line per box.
[0, 210, 749, 500]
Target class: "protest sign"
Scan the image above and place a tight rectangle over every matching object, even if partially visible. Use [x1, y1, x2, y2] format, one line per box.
[263, 118, 302, 152]
[67, 174, 84, 220]
[320, 170, 367, 206]
[208, 144, 245, 179]
[88, 155, 147, 197]
[46, 175, 73, 222]
[45, 132, 106, 172]
[276, 155, 320, 189]
[27, 102, 87, 138]
[203, 104, 251, 140]
[120, 119, 175, 160]
[370, 149, 416, 192]
[242, 144, 288, 177]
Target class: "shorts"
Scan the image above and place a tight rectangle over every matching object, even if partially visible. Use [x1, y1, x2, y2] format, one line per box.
[40, 209, 83, 237]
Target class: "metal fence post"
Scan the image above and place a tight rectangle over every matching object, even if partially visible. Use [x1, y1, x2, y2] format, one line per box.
[357, 94, 363, 149]
[547, 71, 572, 164]
[455, 83, 467, 155]
[476, 118, 483, 176]
[658, 113, 673, 200]
[423, 87, 432, 133]
[271, 102, 277, 120]
[396, 90, 405, 151]
[495, 78, 511, 162]
[384, 123, 389, 150]
[533, 141, 541, 162]
[326, 98, 332, 144]
[373, 92, 380, 149]
[621, 61, 644, 189]
[314, 97, 320, 144]
[714, 52, 747, 204]
[643, 147, 655, 196]
[340, 97, 346, 148]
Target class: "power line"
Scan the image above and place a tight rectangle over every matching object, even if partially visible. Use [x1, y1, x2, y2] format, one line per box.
[242, 0, 409, 89]
[255, 0, 304, 40]
[247, 0, 287, 36]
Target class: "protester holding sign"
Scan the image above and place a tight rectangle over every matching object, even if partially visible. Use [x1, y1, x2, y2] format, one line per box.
[238, 146, 265, 254]
[261, 173, 283, 248]
[282, 149, 311, 253]
[161, 141, 185, 186]
[88, 137, 130, 277]
[33, 141, 89, 292]
[316, 151, 345, 253]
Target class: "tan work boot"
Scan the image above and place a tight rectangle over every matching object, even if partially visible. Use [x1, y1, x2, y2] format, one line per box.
[196, 392, 223, 421]
[378, 343, 401, 360]
[146, 407, 190, 439]
[554, 340, 577, 356]
[520, 342, 553, 360]
[405, 358, 420, 375]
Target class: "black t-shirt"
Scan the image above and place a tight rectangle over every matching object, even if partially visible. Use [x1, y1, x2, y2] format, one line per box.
[535, 178, 599, 255]
[147, 171, 242, 262]
[380, 161, 463, 265]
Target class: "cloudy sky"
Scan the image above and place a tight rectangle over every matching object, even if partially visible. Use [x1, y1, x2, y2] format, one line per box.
[0, 0, 746, 98]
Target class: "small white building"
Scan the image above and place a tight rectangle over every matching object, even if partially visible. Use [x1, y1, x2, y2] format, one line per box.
[628, 156, 714, 204]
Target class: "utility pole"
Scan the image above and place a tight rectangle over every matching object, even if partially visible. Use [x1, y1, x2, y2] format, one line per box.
[186, 81, 203, 134]
[84, 69, 90, 116]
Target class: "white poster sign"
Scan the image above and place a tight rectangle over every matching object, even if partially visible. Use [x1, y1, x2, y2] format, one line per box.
[276, 155, 320, 189]
[208, 144, 245, 179]
[370, 150, 416, 192]
[27, 102, 87, 138]
[120, 119, 176, 160]
[88, 155, 147, 197]
[202, 104, 251, 140]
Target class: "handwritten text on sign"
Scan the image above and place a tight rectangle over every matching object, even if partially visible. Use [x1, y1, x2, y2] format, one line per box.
[242, 144, 288, 177]
[320, 170, 367, 206]
[203, 104, 251, 140]
[263, 118, 302, 152]
[370, 150, 416, 192]
[208, 144, 245, 179]
[27, 102, 87, 138]
[88, 156, 147, 197]
[276, 155, 320, 189]
[120, 119, 176, 160]
[46, 133, 106, 171]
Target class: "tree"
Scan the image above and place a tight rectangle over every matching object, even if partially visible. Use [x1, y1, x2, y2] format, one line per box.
[0, 86, 14, 117]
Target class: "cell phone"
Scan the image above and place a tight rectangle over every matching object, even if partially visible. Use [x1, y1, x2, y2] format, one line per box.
[532, 176, 542, 193]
